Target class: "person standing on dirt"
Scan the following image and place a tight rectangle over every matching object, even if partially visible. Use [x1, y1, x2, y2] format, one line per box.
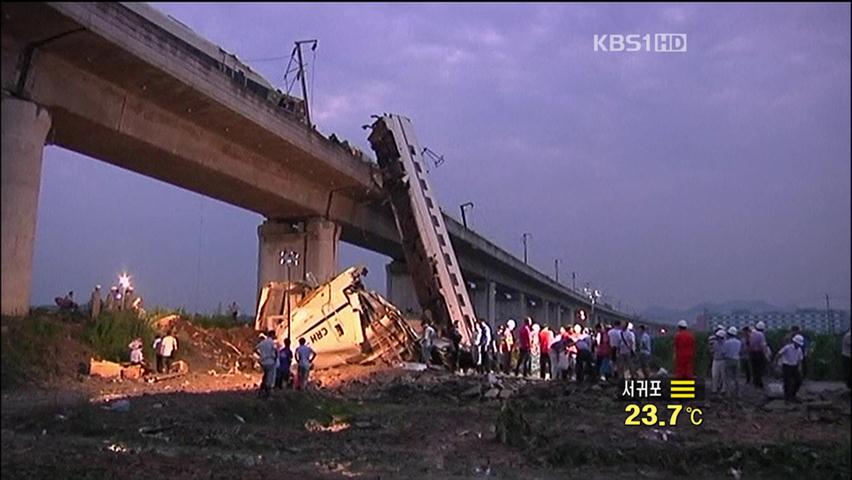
[153, 334, 164, 373]
[637, 325, 652, 380]
[255, 332, 277, 398]
[448, 321, 463, 372]
[710, 328, 727, 394]
[500, 320, 515, 374]
[616, 323, 637, 380]
[774, 334, 805, 403]
[740, 326, 752, 385]
[785, 326, 810, 379]
[479, 319, 493, 374]
[90, 285, 102, 319]
[539, 325, 553, 379]
[276, 337, 293, 389]
[420, 320, 436, 364]
[514, 317, 532, 377]
[722, 327, 742, 398]
[749, 321, 769, 388]
[572, 327, 593, 383]
[295, 337, 316, 390]
[608, 321, 623, 371]
[673, 320, 696, 380]
[595, 324, 613, 382]
[471, 321, 482, 371]
[160, 330, 178, 373]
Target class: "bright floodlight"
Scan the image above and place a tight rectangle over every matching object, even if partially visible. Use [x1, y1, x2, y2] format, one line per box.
[118, 273, 132, 290]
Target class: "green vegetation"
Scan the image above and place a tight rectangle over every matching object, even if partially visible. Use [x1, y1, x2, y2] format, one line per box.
[0, 315, 65, 390]
[82, 311, 155, 363]
[651, 329, 847, 381]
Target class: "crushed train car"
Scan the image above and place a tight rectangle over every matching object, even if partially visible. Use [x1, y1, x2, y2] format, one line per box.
[255, 266, 419, 369]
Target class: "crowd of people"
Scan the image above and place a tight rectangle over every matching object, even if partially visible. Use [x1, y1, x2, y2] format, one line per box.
[420, 316, 657, 384]
[419, 316, 852, 404]
[64, 284, 144, 318]
[254, 331, 316, 399]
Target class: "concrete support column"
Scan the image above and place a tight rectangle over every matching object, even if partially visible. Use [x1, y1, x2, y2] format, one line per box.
[486, 281, 497, 330]
[385, 260, 421, 314]
[1, 96, 51, 316]
[543, 300, 551, 327]
[556, 305, 563, 327]
[518, 292, 527, 320]
[257, 217, 340, 297]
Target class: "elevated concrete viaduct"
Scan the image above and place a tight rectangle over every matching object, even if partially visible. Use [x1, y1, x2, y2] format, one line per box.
[1, 2, 637, 329]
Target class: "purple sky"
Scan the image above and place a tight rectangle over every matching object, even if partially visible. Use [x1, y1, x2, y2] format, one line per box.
[32, 3, 851, 315]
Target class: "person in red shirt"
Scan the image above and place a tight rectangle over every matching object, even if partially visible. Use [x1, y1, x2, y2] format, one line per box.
[514, 317, 533, 377]
[595, 323, 613, 381]
[539, 326, 554, 379]
[673, 320, 696, 379]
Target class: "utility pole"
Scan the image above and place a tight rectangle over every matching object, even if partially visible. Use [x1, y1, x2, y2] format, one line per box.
[825, 293, 833, 333]
[522, 233, 531, 264]
[293, 40, 317, 128]
[554, 259, 560, 282]
[571, 272, 576, 291]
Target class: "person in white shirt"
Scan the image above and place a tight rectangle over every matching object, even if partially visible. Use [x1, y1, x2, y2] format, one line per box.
[479, 319, 493, 374]
[711, 329, 727, 394]
[160, 331, 178, 373]
[128, 338, 143, 365]
[254, 332, 278, 398]
[608, 320, 623, 368]
[616, 322, 636, 380]
[420, 321, 436, 364]
[722, 327, 742, 397]
[295, 338, 316, 390]
[775, 335, 805, 403]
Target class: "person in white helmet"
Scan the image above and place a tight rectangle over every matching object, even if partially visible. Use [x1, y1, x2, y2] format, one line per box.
[775, 334, 805, 402]
[707, 324, 725, 378]
[748, 321, 769, 388]
[673, 320, 696, 379]
[722, 327, 742, 397]
[710, 329, 727, 394]
[105, 286, 119, 311]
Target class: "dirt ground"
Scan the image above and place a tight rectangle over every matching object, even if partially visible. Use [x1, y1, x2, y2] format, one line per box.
[1, 318, 850, 479]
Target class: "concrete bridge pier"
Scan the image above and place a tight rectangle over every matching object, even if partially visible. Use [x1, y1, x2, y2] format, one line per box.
[385, 260, 421, 315]
[1, 96, 52, 316]
[257, 217, 340, 298]
[468, 279, 498, 329]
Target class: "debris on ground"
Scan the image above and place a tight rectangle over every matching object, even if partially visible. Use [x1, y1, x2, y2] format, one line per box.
[88, 359, 123, 378]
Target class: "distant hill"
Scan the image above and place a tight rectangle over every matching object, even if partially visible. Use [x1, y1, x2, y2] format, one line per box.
[641, 300, 786, 324]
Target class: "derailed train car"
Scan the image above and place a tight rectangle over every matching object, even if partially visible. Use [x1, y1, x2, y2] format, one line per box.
[255, 266, 418, 369]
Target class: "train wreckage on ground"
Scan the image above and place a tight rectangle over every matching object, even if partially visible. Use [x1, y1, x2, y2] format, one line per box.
[255, 115, 480, 368]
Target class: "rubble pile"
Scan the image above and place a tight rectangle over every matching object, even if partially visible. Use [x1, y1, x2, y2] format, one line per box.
[177, 320, 257, 373]
[335, 368, 532, 404]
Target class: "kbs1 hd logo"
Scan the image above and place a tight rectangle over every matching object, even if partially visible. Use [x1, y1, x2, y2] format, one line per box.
[593, 33, 687, 53]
